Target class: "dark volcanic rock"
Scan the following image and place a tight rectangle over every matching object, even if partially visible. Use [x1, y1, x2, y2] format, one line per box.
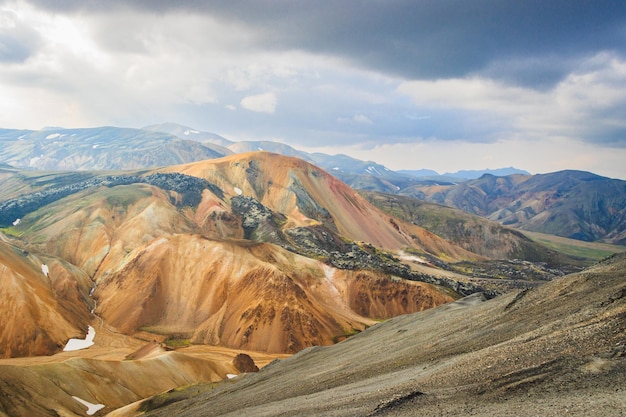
[232, 353, 260, 373]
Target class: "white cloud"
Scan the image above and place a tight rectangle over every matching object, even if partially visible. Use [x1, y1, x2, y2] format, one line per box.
[397, 52, 626, 145]
[183, 81, 217, 105]
[353, 114, 373, 124]
[240, 92, 277, 114]
[338, 113, 373, 124]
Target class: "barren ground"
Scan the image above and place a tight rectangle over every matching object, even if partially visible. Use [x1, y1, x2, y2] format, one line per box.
[133, 253, 626, 417]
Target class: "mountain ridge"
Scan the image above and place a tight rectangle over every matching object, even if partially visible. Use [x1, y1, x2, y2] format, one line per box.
[402, 170, 626, 245]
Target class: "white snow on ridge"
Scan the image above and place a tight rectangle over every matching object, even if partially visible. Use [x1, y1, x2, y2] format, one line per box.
[184, 129, 200, 135]
[71, 396, 105, 415]
[365, 165, 383, 176]
[234, 187, 243, 195]
[63, 326, 96, 351]
[12, 218, 21, 226]
[41, 264, 49, 277]
[46, 133, 61, 139]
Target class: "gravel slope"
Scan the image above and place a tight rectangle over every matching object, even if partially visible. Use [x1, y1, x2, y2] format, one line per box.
[138, 253, 626, 417]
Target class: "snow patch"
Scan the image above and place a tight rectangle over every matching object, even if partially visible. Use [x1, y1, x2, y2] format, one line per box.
[12, 218, 21, 226]
[258, 147, 264, 151]
[92, 144, 99, 149]
[63, 326, 96, 351]
[71, 396, 105, 415]
[365, 166, 382, 176]
[45, 133, 61, 139]
[332, 167, 340, 171]
[234, 187, 243, 195]
[41, 264, 49, 276]
[184, 129, 199, 135]
[226, 373, 238, 379]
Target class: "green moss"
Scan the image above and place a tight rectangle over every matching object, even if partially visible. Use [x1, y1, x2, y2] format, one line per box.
[164, 338, 191, 348]
[332, 328, 363, 343]
[522, 230, 626, 263]
[0, 226, 22, 237]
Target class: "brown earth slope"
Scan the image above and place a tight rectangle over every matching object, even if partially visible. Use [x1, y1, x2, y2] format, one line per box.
[361, 190, 579, 265]
[0, 238, 93, 358]
[136, 252, 626, 417]
[94, 234, 451, 353]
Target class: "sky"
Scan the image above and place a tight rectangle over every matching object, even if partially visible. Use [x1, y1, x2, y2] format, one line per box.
[1, 1, 626, 179]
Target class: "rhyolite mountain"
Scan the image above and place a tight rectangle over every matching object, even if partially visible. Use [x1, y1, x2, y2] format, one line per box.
[155, 123, 423, 193]
[402, 170, 626, 245]
[1, 152, 486, 359]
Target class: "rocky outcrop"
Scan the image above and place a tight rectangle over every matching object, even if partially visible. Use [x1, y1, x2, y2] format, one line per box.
[232, 353, 259, 373]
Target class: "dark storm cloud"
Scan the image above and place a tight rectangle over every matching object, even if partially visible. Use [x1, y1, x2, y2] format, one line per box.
[0, 10, 41, 63]
[16, 0, 626, 88]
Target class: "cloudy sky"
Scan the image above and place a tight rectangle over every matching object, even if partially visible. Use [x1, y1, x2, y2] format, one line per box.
[1, 1, 626, 179]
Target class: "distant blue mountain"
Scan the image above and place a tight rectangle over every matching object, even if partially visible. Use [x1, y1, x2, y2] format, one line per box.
[444, 167, 530, 179]
[397, 169, 440, 177]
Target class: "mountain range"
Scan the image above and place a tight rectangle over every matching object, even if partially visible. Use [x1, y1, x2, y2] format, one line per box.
[0, 124, 625, 416]
[0, 150, 510, 415]
[401, 170, 626, 245]
[2, 123, 626, 246]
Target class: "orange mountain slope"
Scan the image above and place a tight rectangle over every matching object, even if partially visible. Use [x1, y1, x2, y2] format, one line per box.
[165, 152, 478, 259]
[0, 238, 93, 358]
